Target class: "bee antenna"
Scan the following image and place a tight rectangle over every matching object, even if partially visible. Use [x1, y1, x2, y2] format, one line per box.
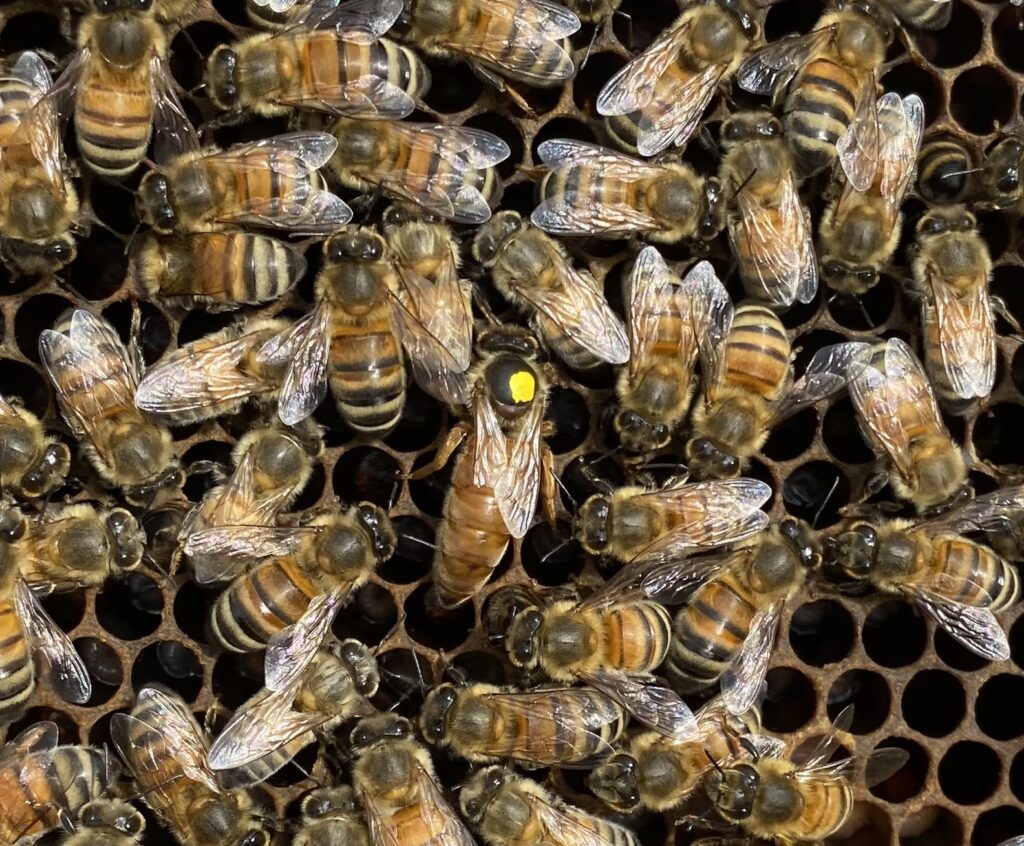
[549, 470, 576, 510]
[540, 537, 572, 564]
[704, 748, 725, 775]
[733, 168, 758, 199]
[471, 287, 501, 327]
[811, 474, 841, 530]
[738, 736, 762, 762]
[142, 552, 175, 589]
[401, 534, 437, 551]
[123, 221, 142, 257]
[125, 773, 185, 804]
[371, 615, 406, 656]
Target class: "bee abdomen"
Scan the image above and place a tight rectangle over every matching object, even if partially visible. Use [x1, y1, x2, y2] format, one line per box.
[210, 561, 315, 652]
[935, 537, 1021, 611]
[784, 59, 858, 178]
[50, 748, 108, 816]
[75, 78, 152, 177]
[794, 779, 853, 839]
[723, 305, 790, 398]
[603, 602, 672, 673]
[0, 602, 33, 720]
[329, 330, 405, 434]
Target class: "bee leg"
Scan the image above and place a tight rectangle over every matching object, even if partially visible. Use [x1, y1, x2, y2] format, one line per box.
[470, 64, 537, 118]
[404, 424, 468, 480]
[541, 445, 557, 526]
[991, 295, 1024, 339]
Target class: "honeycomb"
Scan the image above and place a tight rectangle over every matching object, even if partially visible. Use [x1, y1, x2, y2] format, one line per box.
[1, 0, 1023, 844]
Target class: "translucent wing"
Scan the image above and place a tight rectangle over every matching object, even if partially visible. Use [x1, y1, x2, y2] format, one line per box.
[14, 579, 91, 705]
[290, 0, 404, 35]
[151, 56, 200, 165]
[735, 27, 834, 96]
[721, 599, 785, 715]
[931, 275, 996, 400]
[265, 588, 345, 691]
[7, 50, 52, 101]
[911, 588, 1010, 661]
[921, 485, 1024, 534]
[258, 300, 331, 426]
[877, 93, 924, 221]
[685, 259, 733, 394]
[582, 670, 698, 738]
[772, 341, 870, 423]
[183, 525, 318, 582]
[836, 78, 880, 193]
[526, 792, 631, 846]
[0, 721, 58, 763]
[638, 547, 749, 606]
[396, 255, 473, 371]
[493, 397, 544, 538]
[132, 687, 220, 791]
[635, 61, 729, 157]
[795, 746, 910, 790]
[793, 703, 853, 770]
[270, 67, 416, 119]
[472, 388, 511, 491]
[12, 52, 78, 189]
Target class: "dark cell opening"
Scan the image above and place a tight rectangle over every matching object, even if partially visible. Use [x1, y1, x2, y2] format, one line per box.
[863, 600, 927, 667]
[174, 578, 217, 645]
[130, 641, 204, 702]
[615, 0, 679, 48]
[545, 386, 591, 454]
[451, 650, 507, 686]
[763, 0, 821, 38]
[404, 582, 475, 650]
[939, 741, 1001, 804]
[1012, 614, 1024, 670]
[789, 599, 856, 667]
[782, 460, 849, 528]
[332, 446, 402, 508]
[822, 396, 875, 464]
[908, 2, 981, 67]
[826, 670, 890, 734]
[976, 673, 1024, 740]
[902, 670, 966, 737]
[16, 294, 75, 362]
[934, 627, 991, 672]
[572, 51, 626, 114]
[380, 515, 435, 584]
[899, 806, 964, 846]
[290, 460, 326, 512]
[826, 276, 896, 330]
[1011, 751, 1024, 803]
[212, 652, 265, 711]
[870, 736, 928, 802]
[374, 649, 432, 718]
[170, 22, 233, 93]
[761, 667, 816, 733]
[334, 582, 399, 646]
[531, 117, 597, 163]
[972, 806, 1024, 846]
[40, 590, 85, 633]
[95, 575, 163, 639]
[994, 5, 1024, 72]
[0, 359, 49, 417]
[76, 637, 122, 706]
[950, 66, 1014, 134]
[423, 57, 483, 113]
[177, 309, 235, 345]
[762, 408, 817, 462]
[881, 62, 943, 126]
[408, 449, 455, 518]
[521, 520, 583, 585]
[384, 383, 444, 454]
[6, 707, 78, 745]
[101, 300, 171, 366]
[69, 228, 132, 297]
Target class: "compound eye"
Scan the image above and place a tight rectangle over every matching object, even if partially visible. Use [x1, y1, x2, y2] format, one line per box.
[854, 524, 877, 546]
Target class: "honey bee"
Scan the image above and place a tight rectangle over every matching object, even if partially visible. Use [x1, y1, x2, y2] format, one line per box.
[178, 425, 320, 584]
[0, 51, 80, 276]
[293, 785, 369, 846]
[420, 683, 627, 767]
[62, 799, 146, 846]
[0, 395, 70, 499]
[826, 486, 1024, 661]
[198, 503, 396, 653]
[134, 318, 291, 426]
[39, 309, 180, 504]
[329, 118, 508, 224]
[846, 337, 967, 512]
[410, 327, 552, 609]
[909, 206, 996, 411]
[44, 0, 195, 178]
[614, 249, 730, 454]
[687, 307, 868, 479]
[137, 132, 351, 236]
[0, 723, 114, 844]
[587, 695, 775, 812]
[978, 135, 1024, 210]
[392, 0, 579, 110]
[472, 210, 630, 370]
[661, 519, 821, 714]
[351, 714, 477, 846]
[819, 92, 924, 296]
[889, 0, 952, 30]
[596, 0, 759, 157]
[532, 139, 724, 244]
[111, 686, 269, 846]
[916, 135, 975, 205]
[719, 111, 818, 306]
[208, 638, 379, 784]
[699, 707, 909, 844]
[736, 0, 893, 181]
[206, 0, 428, 121]
[134, 231, 307, 311]
[575, 477, 771, 564]
[461, 766, 639, 846]
[0, 501, 144, 590]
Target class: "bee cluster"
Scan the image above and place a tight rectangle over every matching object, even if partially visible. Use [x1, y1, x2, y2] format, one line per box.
[0, 0, 1024, 844]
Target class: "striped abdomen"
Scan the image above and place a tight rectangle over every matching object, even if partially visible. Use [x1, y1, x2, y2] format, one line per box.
[599, 601, 671, 674]
[382, 132, 500, 210]
[720, 305, 790, 400]
[926, 533, 1021, 612]
[780, 772, 853, 840]
[49, 748, 109, 819]
[0, 76, 35, 148]
[75, 64, 153, 177]
[867, 344, 936, 445]
[665, 572, 757, 691]
[328, 316, 405, 434]
[0, 599, 33, 721]
[434, 443, 509, 607]
[538, 169, 644, 235]
[210, 557, 319, 652]
[783, 57, 859, 179]
[917, 139, 972, 205]
[545, 806, 638, 846]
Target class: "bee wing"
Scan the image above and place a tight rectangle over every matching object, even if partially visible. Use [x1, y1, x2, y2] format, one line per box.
[135, 332, 277, 422]
[878, 93, 925, 221]
[836, 78, 881, 193]
[920, 484, 1024, 534]
[130, 686, 220, 791]
[625, 247, 683, 382]
[636, 62, 729, 157]
[151, 56, 200, 166]
[721, 598, 785, 716]
[494, 397, 545, 539]
[509, 249, 629, 366]
[472, 387, 511, 486]
[183, 525, 317, 583]
[271, 65, 416, 119]
[258, 300, 332, 426]
[931, 274, 996, 400]
[581, 670, 698, 738]
[730, 166, 817, 306]
[735, 26, 834, 95]
[4, 50, 52, 103]
[401, 260, 474, 373]
[684, 259, 733, 396]
[290, 0, 404, 36]
[264, 588, 345, 691]
[13, 580, 91, 705]
[250, 0, 298, 11]
[1, 721, 58, 762]
[910, 586, 1010, 661]
[524, 792, 631, 846]
[596, 15, 694, 115]
[772, 342, 870, 424]
[793, 747, 909, 789]
[638, 547, 748, 606]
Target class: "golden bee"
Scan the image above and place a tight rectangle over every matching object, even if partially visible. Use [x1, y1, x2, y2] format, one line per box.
[0, 501, 144, 590]
[63, 800, 146, 846]
[698, 707, 908, 844]
[134, 231, 307, 311]
[137, 131, 351, 236]
[0, 394, 70, 499]
[206, 0, 428, 120]
[111, 687, 269, 846]
[597, 0, 759, 156]
[588, 696, 774, 813]
[826, 485, 1024, 661]
[420, 683, 627, 767]
[532, 139, 724, 244]
[686, 306, 868, 479]
[0, 723, 114, 844]
[46, 0, 194, 178]
[134, 318, 291, 426]
[916, 135, 975, 206]
[736, 0, 892, 181]
[0, 51, 80, 275]
[909, 205, 996, 411]
[846, 337, 967, 512]
[819, 92, 924, 296]
[574, 477, 771, 564]
[329, 118, 508, 224]
[208, 638, 379, 784]
[662, 519, 820, 713]
[392, 0, 579, 109]
[719, 111, 818, 306]
[409, 327, 552, 610]
[978, 134, 1024, 210]
[351, 713, 477, 846]
[293, 786, 369, 846]
[461, 766, 639, 846]
[38, 309, 180, 504]
[614, 248, 730, 454]
[178, 424, 320, 584]
[473, 210, 630, 370]
[199, 503, 396, 653]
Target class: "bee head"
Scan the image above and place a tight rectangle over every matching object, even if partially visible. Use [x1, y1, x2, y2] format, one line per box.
[80, 800, 145, 836]
[482, 585, 538, 643]
[706, 762, 758, 821]
[471, 210, 522, 267]
[137, 172, 177, 232]
[720, 111, 781, 146]
[356, 502, 397, 562]
[575, 493, 611, 553]
[106, 508, 145, 572]
[459, 766, 506, 825]
[206, 45, 240, 111]
[916, 205, 975, 237]
[614, 409, 672, 453]
[0, 236, 77, 276]
[338, 638, 381, 697]
[779, 517, 822, 569]
[982, 137, 1024, 204]
[717, 0, 759, 37]
[351, 714, 413, 752]
[0, 507, 27, 543]
[506, 606, 544, 669]
[686, 437, 740, 480]
[821, 260, 879, 296]
[420, 683, 458, 744]
[699, 177, 726, 240]
[480, 353, 539, 420]
[19, 441, 71, 498]
[301, 786, 358, 820]
[825, 522, 877, 580]
[586, 753, 641, 811]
